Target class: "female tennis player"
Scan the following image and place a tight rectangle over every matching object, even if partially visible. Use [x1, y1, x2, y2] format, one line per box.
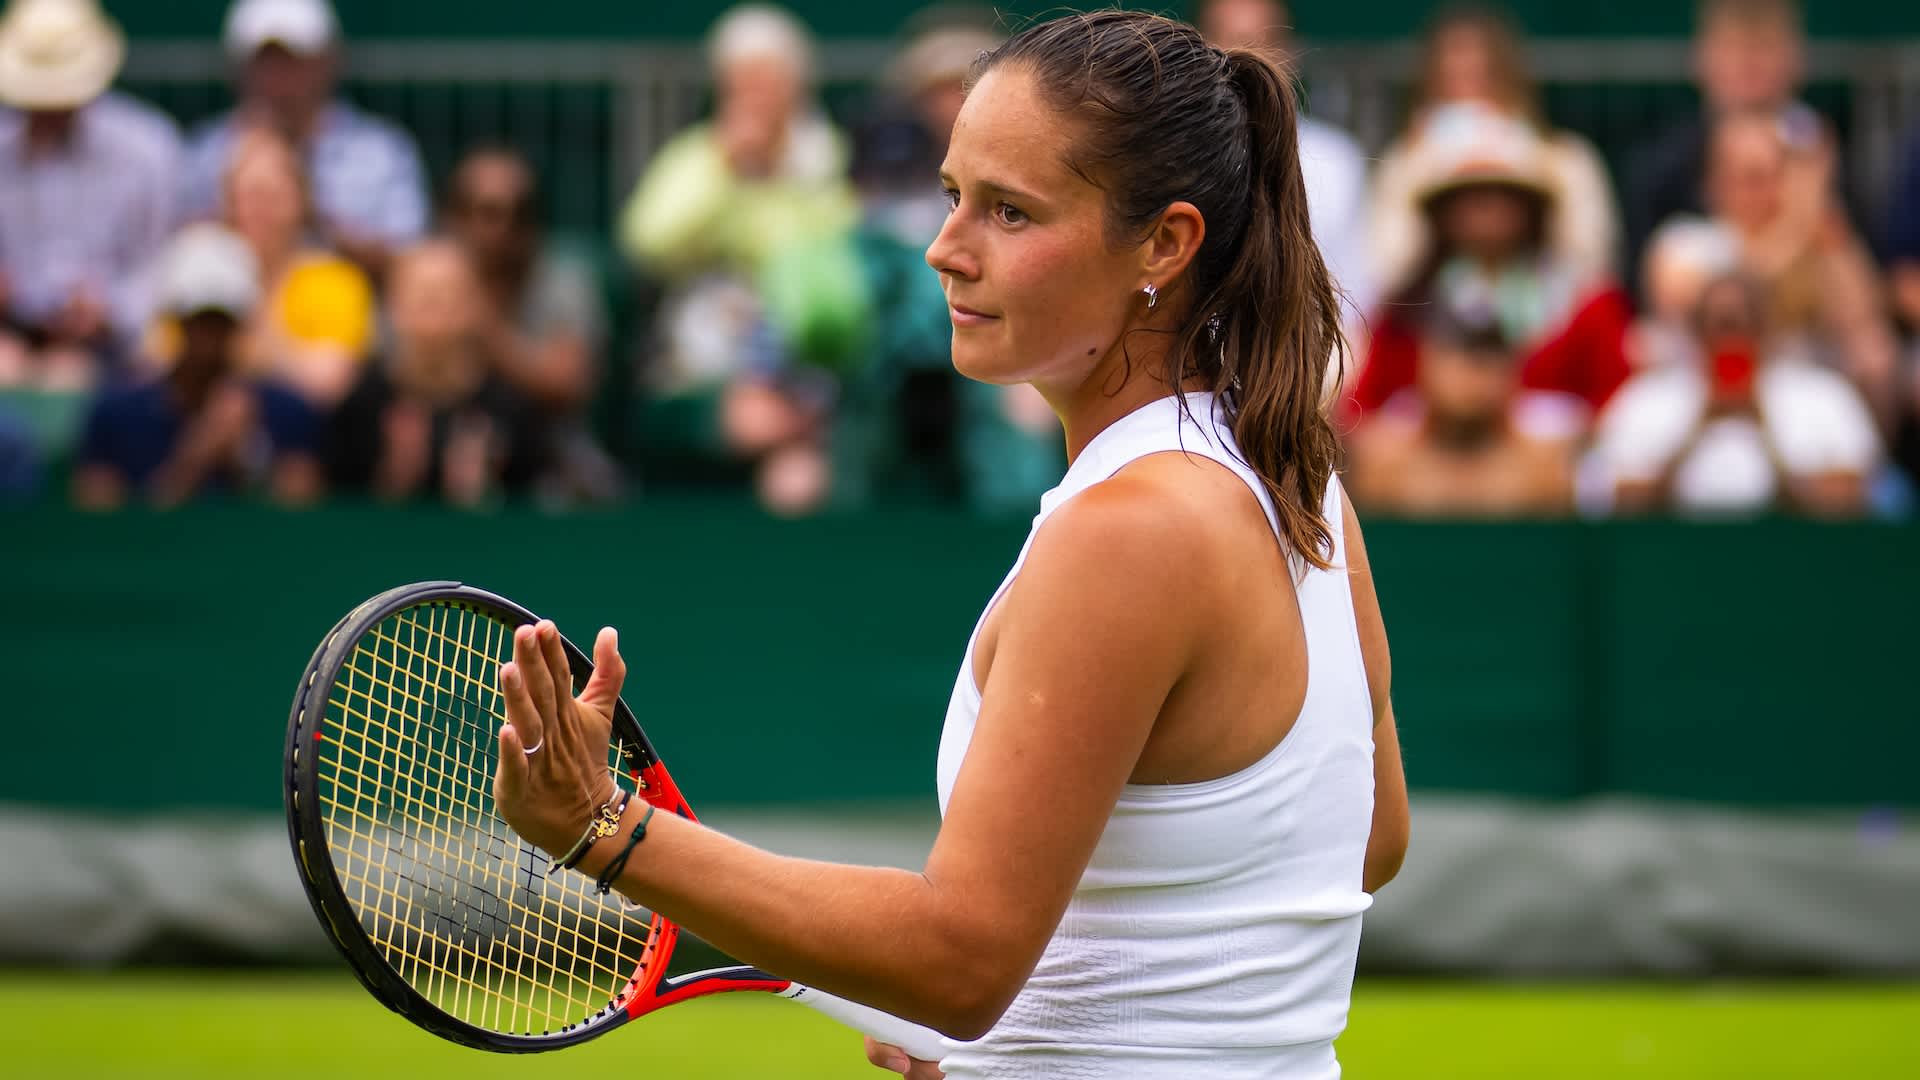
[492, 11, 1408, 1078]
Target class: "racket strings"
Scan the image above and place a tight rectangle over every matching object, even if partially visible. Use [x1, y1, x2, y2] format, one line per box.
[316, 601, 657, 1035]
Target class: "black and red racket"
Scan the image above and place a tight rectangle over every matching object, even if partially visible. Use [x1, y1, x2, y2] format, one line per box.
[284, 581, 945, 1058]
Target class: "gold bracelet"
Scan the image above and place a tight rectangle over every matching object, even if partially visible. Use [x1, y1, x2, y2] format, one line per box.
[553, 789, 629, 872]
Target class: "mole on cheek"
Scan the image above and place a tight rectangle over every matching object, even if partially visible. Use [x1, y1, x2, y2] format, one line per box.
[1086, 347, 1097, 356]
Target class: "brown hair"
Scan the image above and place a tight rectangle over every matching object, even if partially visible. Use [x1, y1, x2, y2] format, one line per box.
[1697, 0, 1801, 32]
[975, 10, 1342, 569]
[1415, 4, 1540, 125]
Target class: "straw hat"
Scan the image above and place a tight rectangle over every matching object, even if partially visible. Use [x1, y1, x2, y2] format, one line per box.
[0, 0, 125, 111]
[1407, 102, 1558, 207]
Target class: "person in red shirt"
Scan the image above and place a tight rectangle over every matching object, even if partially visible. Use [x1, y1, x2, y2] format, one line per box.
[1348, 104, 1630, 430]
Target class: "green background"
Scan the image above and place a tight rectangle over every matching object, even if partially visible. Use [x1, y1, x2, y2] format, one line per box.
[5, 505, 1914, 814]
[98, 1, 1920, 41]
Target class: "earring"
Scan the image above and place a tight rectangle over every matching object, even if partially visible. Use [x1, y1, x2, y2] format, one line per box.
[1144, 283, 1160, 311]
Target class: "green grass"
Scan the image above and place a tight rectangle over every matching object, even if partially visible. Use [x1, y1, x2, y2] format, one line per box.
[2, 973, 1914, 1078]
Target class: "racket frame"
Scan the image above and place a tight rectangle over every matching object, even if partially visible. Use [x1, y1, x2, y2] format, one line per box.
[284, 581, 797, 1053]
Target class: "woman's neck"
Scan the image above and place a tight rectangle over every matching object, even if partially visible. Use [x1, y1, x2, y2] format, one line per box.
[251, 232, 300, 281]
[1042, 335, 1202, 464]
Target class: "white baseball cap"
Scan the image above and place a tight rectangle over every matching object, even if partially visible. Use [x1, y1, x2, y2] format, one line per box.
[156, 224, 262, 318]
[224, 0, 339, 61]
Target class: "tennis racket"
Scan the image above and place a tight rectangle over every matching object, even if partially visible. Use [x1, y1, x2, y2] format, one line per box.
[284, 580, 946, 1059]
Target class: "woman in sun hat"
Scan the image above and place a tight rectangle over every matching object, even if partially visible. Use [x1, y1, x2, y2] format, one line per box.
[1345, 102, 1633, 429]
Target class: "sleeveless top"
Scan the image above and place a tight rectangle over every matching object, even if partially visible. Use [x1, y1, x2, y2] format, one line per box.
[934, 392, 1377, 1079]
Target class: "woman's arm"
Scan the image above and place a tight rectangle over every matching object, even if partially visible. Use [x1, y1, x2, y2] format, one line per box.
[1341, 490, 1409, 893]
[495, 475, 1206, 1039]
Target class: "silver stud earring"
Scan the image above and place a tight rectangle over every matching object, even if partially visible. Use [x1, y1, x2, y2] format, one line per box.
[1144, 283, 1160, 311]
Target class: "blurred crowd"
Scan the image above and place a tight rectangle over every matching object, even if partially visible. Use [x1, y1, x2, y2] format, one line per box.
[1, 0, 1918, 520]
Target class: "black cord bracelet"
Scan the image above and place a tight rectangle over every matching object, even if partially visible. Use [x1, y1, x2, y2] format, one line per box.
[594, 804, 657, 895]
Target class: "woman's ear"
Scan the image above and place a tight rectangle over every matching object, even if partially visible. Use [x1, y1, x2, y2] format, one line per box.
[1139, 200, 1207, 294]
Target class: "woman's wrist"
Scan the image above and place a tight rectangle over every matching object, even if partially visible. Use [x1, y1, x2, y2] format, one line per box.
[572, 795, 652, 883]
[551, 786, 630, 870]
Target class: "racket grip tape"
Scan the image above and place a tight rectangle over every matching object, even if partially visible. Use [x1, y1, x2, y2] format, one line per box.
[778, 984, 950, 1062]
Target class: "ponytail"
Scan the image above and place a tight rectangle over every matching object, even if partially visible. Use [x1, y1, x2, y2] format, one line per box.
[1213, 49, 1343, 570]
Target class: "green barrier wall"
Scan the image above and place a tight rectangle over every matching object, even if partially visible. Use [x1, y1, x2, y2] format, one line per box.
[101, 1, 1920, 42]
[3, 505, 1915, 813]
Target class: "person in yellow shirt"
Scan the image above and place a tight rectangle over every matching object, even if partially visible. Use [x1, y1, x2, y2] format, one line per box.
[617, 5, 858, 512]
[222, 126, 374, 406]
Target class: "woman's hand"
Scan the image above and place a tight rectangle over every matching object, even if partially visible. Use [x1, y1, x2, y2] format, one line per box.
[863, 1037, 945, 1078]
[493, 620, 625, 857]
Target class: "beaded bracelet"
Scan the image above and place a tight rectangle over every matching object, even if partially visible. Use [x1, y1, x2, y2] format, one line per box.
[594, 805, 658, 895]
[553, 788, 630, 873]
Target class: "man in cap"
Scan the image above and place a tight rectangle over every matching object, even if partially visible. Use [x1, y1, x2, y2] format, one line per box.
[181, 0, 427, 274]
[71, 224, 323, 509]
[0, 0, 181, 387]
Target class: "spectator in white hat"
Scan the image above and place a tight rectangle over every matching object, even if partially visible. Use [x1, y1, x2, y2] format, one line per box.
[0, 0, 181, 389]
[1345, 103, 1632, 433]
[180, 0, 428, 275]
[1365, 5, 1619, 302]
[71, 223, 324, 509]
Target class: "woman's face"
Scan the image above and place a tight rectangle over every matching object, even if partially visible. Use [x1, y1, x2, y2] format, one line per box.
[926, 68, 1150, 390]
[1708, 118, 1787, 232]
[1429, 25, 1500, 107]
[389, 244, 481, 351]
[1435, 184, 1536, 260]
[226, 137, 306, 251]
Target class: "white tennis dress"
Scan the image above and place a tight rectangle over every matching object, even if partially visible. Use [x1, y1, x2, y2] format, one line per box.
[935, 392, 1377, 1079]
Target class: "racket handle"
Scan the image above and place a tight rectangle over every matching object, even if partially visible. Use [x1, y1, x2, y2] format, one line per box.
[779, 983, 949, 1062]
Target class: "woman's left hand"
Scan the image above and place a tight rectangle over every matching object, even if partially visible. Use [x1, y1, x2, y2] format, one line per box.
[493, 620, 627, 857]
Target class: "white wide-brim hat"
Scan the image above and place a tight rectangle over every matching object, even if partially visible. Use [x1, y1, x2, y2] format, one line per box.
[0, 0, 126, 111]
[1407, 102, 1559, 208]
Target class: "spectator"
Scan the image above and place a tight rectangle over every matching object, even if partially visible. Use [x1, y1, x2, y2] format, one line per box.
[0, 403, 37, 499]
[619, 5, 857, 507]
[1345, 287, 1575, 518]
[1623, 0, 1827, 296]
[620, 4, 856, 292]
[1347, 104, 1632, 430]
[441, 145, 621, 502]
[182, 0, 428, 275]
[880, 19, 1001, 245]
[70, 224, 322, 510]
[1591, 272, 1881, 518]
[0, 0, 180, 388]
[325, 240, 546, 507]
[1197, 0, 1375, 331]
[1631, 216, 1744, 370]
[1701, 110, 1898, 426]
[1887, 120, 1920, 334]
[221, 127, 376, 406]
[1367, 4, 1619, 302]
